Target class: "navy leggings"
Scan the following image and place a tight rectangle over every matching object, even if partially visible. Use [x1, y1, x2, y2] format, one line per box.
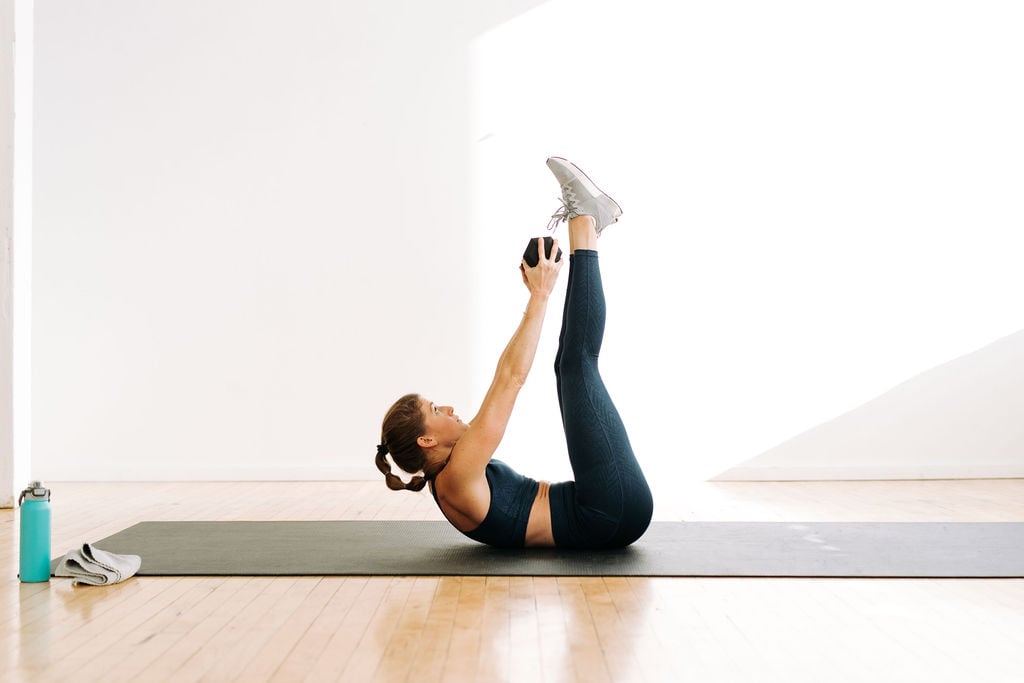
[548, 250, 653, 549]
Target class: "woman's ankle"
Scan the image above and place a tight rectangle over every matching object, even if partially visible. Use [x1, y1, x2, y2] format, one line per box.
[568, 215, 598, 253]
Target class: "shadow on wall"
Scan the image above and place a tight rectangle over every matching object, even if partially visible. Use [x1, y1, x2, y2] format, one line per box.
[713, 329, 1024, 481]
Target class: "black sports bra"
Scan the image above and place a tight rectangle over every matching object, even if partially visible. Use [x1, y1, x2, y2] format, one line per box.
[430, 459, 539, 548]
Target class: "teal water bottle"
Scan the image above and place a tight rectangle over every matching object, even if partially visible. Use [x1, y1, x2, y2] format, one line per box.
[18, 481, 52, 583]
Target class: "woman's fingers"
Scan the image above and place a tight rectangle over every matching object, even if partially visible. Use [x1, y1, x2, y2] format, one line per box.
[548, 238, 561, 265]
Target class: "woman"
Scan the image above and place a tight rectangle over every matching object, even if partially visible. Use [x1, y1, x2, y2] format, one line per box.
[375, 158, 653, 549]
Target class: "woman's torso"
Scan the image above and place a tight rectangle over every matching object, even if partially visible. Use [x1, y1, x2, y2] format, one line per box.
[430, 460, 555, 548]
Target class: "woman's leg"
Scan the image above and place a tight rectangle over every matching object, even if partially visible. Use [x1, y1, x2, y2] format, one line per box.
[553, 215, 600, 419]
[550, 216, 653, 549]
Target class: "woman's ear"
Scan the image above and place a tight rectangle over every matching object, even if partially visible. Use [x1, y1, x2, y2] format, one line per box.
[417, 435, 436, 449]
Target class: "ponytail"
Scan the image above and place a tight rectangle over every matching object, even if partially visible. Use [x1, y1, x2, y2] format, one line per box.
[374, 441, 427, 492]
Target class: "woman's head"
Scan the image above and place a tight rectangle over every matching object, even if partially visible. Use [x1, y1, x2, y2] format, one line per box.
[375, 393, 429, 491]
[375, 393, 470, 491]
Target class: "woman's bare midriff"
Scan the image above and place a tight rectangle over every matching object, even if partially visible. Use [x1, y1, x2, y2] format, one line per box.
[524, 481, 556, 547]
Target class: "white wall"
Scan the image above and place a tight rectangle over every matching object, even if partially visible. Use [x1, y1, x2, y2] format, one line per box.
[33, 0, 545, 481]
[33, 0, 1024, 485]
[1, 0, 13, 504]
[468, 0, 1024, 485]
[1, 0, 30, 506]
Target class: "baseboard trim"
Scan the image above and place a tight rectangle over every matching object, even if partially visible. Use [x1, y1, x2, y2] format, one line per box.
[34, 466, 378, 482]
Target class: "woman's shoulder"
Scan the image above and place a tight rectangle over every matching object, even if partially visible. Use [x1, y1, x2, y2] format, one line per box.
[431, 457, 491, 531]
[433, 453, 490, 498]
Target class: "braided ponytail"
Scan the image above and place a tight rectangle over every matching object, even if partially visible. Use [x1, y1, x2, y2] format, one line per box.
[374, 442, 427, 492]
[375, 393, 431, 492]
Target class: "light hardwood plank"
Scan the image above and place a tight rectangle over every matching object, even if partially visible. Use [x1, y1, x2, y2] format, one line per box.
[370, 576, 438, 683]
[266, 577, 367, 683]
[406, 576, 460, 682]
[233, 577, 343, 681]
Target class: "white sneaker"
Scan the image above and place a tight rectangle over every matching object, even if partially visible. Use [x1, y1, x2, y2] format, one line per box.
[545, 157, 622, 235]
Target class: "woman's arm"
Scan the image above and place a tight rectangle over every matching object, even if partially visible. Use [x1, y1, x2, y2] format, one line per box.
[444, 239, 563, 482]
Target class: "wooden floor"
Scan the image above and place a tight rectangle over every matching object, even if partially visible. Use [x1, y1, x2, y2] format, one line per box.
[2, 479, 1024, 682]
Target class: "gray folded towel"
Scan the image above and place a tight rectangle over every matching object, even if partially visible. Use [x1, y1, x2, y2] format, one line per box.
[54, 543, 142, 586]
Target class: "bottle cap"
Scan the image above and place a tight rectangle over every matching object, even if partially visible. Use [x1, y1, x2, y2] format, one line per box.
[18, 482, 50, 505]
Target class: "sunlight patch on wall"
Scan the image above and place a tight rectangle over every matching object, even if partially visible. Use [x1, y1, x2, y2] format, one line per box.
[470, 0, 1024, 482]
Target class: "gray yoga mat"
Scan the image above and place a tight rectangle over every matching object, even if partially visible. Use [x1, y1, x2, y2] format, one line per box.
[54, 520, 1024, 578]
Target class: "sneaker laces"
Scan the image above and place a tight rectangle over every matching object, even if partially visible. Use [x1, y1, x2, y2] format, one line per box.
[546, 186, 580, 232]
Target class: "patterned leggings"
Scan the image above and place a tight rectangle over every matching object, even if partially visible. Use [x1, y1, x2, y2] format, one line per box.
[548, 250, 653, 549]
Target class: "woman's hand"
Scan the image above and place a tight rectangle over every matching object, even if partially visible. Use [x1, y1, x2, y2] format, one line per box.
[520, 237, 563, 297]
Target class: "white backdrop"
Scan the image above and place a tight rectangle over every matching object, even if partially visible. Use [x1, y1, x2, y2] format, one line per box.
[466, 0, 1024, 486]
[32, 0, 1024, 487]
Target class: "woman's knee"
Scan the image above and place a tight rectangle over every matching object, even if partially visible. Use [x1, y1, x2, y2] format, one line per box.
[550, 481, 654, 550]
[554, 354, 595, 384]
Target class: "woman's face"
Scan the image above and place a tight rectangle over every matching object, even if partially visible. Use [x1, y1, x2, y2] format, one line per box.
[419, 397, 469, 448]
